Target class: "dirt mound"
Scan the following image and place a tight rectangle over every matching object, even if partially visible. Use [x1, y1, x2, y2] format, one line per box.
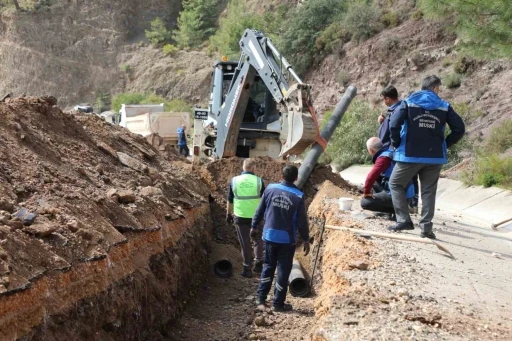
[205, 155, 353, 201]
[0, 96, 209, 295]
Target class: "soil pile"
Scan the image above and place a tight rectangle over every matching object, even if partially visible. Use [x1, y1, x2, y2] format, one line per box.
[205, 155, 353, 201]
[203, 155, 354, 244]
[0, 96, 209, 295]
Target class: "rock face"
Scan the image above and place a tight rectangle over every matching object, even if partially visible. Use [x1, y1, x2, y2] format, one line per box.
[0, 0, 184, 108]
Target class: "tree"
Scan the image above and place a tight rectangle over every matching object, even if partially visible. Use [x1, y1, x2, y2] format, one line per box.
[278, 0, 346, 73]
[145, 18, 171, 46]
[173, 0, 219, 48]
[12, 0, 20, 11]
[209, 0, 265, 59]
[419, 0, 512, 58]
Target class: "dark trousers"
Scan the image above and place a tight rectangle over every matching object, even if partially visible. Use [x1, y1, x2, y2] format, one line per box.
[390, 162, 443, 233]
[179, 145, 189, 156]
[235, 221, 264, 267]
[360, 191, 395, 214]
[257, 241, 295, 306]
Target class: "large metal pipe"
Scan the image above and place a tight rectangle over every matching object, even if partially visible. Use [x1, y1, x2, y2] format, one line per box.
[296, 86, 358, 189]
[288, 259, 309, 297]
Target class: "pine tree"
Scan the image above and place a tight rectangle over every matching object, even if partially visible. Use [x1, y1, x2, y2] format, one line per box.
[419, 0, 512, 58]
[173, 0, 220, 48]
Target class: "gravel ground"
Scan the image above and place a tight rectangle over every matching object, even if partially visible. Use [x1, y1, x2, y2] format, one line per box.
[167, 184, 511, 341]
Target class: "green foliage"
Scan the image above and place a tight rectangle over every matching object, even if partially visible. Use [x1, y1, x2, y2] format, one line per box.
[162, 44, 178, 56]
[111, 93, 192, 113]
[111, 93, 146, 112]
[209, 0, 265, 59]
[462, 121, 512, 189]
[336, 70, 350, 86]
[483, 119, 512, 154]
[443, 73, 462, 89]
[381, 10, 400, 28]
[466, 154, 512, 189]
[453, 56, 476, 74]
[322, 101, 380, 169]
[441, 57, 453, 67]
[121, 64, 131, 73]
[278, 0, 346, 73]
[452, 102, 484, 123]
[173, 0, 219, 48]
[145, 18, 171, 46]
[419, 0, 512, 59]
[411, 8, 424, 20]
[315, 22, 350, 54]
[94, 91, 110, 113]
[343, 1, 382, 42]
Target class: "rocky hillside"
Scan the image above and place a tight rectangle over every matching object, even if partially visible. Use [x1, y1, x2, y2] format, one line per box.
[0, 0, 210, 108]
[0, 0, 510, 140]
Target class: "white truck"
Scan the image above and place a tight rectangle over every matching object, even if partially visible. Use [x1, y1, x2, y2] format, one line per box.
[118, 104, 191, 150]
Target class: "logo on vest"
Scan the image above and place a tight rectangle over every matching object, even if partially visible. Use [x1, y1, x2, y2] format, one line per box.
[413, 111, 440, 130]
[272, 193, 292, 210]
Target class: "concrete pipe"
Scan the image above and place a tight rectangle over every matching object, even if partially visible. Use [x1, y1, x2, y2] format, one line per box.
[213, 259, 233, 278]
[288, 259, 309, 297]
[296, 86, 358, 189]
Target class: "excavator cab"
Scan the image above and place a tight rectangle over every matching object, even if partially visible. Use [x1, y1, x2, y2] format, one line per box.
[193, 29, 323, 161]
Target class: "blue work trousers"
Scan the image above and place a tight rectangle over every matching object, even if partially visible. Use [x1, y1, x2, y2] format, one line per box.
[257, 241, 295, 306]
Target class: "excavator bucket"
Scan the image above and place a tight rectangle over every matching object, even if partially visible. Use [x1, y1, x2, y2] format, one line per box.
[279, 84, 320, 157]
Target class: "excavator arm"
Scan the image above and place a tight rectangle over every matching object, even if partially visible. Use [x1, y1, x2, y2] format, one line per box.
[215, 29, 324, 158]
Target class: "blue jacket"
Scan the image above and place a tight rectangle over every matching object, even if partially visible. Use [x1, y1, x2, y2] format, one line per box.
[177, 128, 187, 147]
[373, 148, 415, 199]
[378, 100, 403, 148]
[390, 90, 465, 164]
[252, 181, 309, 244]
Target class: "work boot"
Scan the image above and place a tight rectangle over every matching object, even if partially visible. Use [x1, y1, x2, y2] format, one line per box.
[421, 231, 436, 239]
[253, 261, 263, 274]
[387, 222, 414, 232]
[241, 266, 253, 278]
[272, 303, 293, 312]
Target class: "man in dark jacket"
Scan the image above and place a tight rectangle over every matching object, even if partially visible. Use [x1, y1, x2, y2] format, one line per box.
[378, 86, 402, 148]
[177, 124, 189, 156]
[378, 86, 419, 212]
[252, 165, 310, 312]
[388, 75, 465, 239]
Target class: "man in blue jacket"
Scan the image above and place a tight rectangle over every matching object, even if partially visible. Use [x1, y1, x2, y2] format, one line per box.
[252, 165, 310, 312]
[177, 124, 189, 156]
[389, 75, 465, 239]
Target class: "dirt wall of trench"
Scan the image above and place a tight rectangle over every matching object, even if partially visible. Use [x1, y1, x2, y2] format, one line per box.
[0, 204, 211, 341]
[0, 96, 214, 340]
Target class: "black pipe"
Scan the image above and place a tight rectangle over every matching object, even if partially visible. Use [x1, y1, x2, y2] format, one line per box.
[213, 259, 233, 278]
[288, 259, 309, 297]
[296, 86, 358, 189]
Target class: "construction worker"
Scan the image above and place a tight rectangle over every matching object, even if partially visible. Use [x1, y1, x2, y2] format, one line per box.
[252, 165, 310, 312]
[361, 137, 414, 218]
[378, 85, 402, 149]
[226, 158, 265, 278]
[177, 124, 189, 156]
[379, 86, 419, 213]
[389, 75, 465, 239]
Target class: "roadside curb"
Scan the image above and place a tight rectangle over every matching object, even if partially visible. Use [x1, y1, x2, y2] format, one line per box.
[339, 165, 512, 231]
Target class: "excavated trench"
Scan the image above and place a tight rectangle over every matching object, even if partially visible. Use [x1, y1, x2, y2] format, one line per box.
[0, 97, 360, 340]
